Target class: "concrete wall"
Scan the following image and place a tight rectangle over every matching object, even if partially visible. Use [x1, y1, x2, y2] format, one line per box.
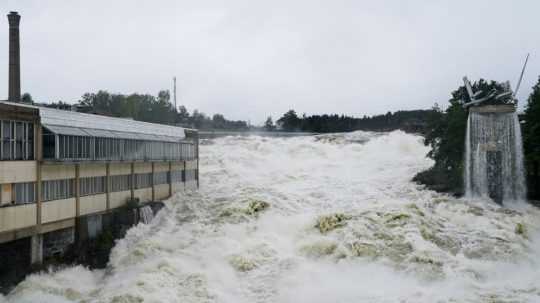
[134, 163, 151, 174]
[154, 162, 169, 172]
[186, 160, 198, 170]
[110, 190, 131, 209]
[154, 184, 169, 200]
[42, 164, 75, 181]
[0, 161, 36, 183]
[41, 198, 76, 224]
[1, 159, 197, 240]
[172, 162, 184, 171]
[79, 163, 106, 178]
[134, 188, 152, 202]
[110, 163, 131, 176]
[79, 194, 107, 216]
[0, 204, 36, 233]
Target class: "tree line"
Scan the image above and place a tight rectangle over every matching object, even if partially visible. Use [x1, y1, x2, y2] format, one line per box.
[30, 90, 250, 131]
[265, 109, 440, 134]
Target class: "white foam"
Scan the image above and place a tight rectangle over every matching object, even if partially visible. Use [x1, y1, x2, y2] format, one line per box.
[5, 131, 540, 302]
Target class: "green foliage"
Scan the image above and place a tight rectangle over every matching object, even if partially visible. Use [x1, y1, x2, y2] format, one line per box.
[277, 110, 302, 131]
[21, 92, 33, 104]
[523, 77, 540, 199]
[276, 109, 437, 133]
[43, 90, 249, 131]
[524, 77, 540, 162]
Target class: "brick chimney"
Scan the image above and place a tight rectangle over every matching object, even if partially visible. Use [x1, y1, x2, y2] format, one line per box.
[7, 11, 21, 102]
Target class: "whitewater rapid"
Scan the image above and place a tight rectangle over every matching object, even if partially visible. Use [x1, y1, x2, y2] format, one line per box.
[3, 131, 540, 303]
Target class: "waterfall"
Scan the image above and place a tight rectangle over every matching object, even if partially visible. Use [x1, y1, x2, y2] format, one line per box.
[464, 110, 527, 203]
[139, 205, 155, 224]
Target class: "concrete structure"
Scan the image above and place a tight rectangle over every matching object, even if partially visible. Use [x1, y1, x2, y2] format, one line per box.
[0, 12, 199, 290]
[468, 104, 516, 114]
[0, 101, 199, 265]
[465, 103, 525, 204]
[7, 12, 21, 102]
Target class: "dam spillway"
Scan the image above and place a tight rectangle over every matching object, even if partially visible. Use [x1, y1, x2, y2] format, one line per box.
[464, 104, 527, 204]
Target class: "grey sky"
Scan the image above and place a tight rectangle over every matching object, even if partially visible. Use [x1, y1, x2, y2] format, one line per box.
[1, 0, 539, 123]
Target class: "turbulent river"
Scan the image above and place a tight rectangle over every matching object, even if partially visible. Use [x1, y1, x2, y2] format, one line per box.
[3, 131, 540, 303]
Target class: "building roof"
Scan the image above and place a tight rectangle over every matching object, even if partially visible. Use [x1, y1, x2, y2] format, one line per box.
[0, 101, 187, 142]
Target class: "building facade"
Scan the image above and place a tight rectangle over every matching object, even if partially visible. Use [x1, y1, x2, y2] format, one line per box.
[0, 101, 198, 261]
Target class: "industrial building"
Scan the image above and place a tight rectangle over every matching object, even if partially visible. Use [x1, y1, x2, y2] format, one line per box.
[0, 11, 199, 270]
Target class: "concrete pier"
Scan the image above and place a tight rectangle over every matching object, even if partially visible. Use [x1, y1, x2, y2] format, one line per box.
[30, 234, 42, 266]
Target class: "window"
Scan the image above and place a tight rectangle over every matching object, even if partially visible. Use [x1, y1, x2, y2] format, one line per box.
[0, 120, 34, 161]
[41, 179, 75, 201]
[185, 169, 197, 181]
[110, 174, 131, 192]
[48, 134, 195, 162]
[79, 176, 106, 196]
[13, 182, 36, 204]
[135, 173, 152, 189]
[171, 170, 183, 183]
[153, 171, 169, 185]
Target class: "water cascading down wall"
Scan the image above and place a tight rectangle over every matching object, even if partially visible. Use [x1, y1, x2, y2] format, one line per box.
[464, 104, 527, 204]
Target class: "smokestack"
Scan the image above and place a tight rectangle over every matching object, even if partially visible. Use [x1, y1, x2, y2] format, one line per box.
[7, 11, 21, 102]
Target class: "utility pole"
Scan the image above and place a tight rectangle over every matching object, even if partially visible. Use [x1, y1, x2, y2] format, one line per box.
[173, 76, 177, 111]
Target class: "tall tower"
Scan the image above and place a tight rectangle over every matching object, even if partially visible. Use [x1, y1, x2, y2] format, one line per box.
[173, 76, 177, 110]
[7, 11, 21, 102]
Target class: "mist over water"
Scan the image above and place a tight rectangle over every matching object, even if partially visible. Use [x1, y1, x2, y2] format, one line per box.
[3, 131, 540, 303]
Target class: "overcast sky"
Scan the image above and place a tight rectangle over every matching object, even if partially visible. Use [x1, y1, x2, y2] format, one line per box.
[0, 0, 539, 123]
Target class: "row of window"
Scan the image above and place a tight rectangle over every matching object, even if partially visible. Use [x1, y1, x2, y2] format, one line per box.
[45, 134, 196, 161]
[13, 182, 36, 204]
[185, 170, 197, 182]
[110, 174, 131, 192]
[154, 171, 169, 185]
[42, 179, 76, 202]
[170, 170, 197, 183]
[1, 120, 34, 161]
[6, 169, 197, 204]
[0, 121, 196, 162]
[171, 170, 183, 183]
[135, 173, 152, 189]
[80, 176, 106, 196]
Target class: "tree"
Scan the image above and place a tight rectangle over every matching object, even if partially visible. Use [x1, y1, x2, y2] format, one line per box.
[274, 109, 435, 134]
[177, 105, 190, 125]
[212, 114, 226, 129]
[21, 92, 33, 104]
[523, 76, 540, 199]
[277, 110, 301, 131]
[157, 90, 170, 103]
[264, 116, 275, 131]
